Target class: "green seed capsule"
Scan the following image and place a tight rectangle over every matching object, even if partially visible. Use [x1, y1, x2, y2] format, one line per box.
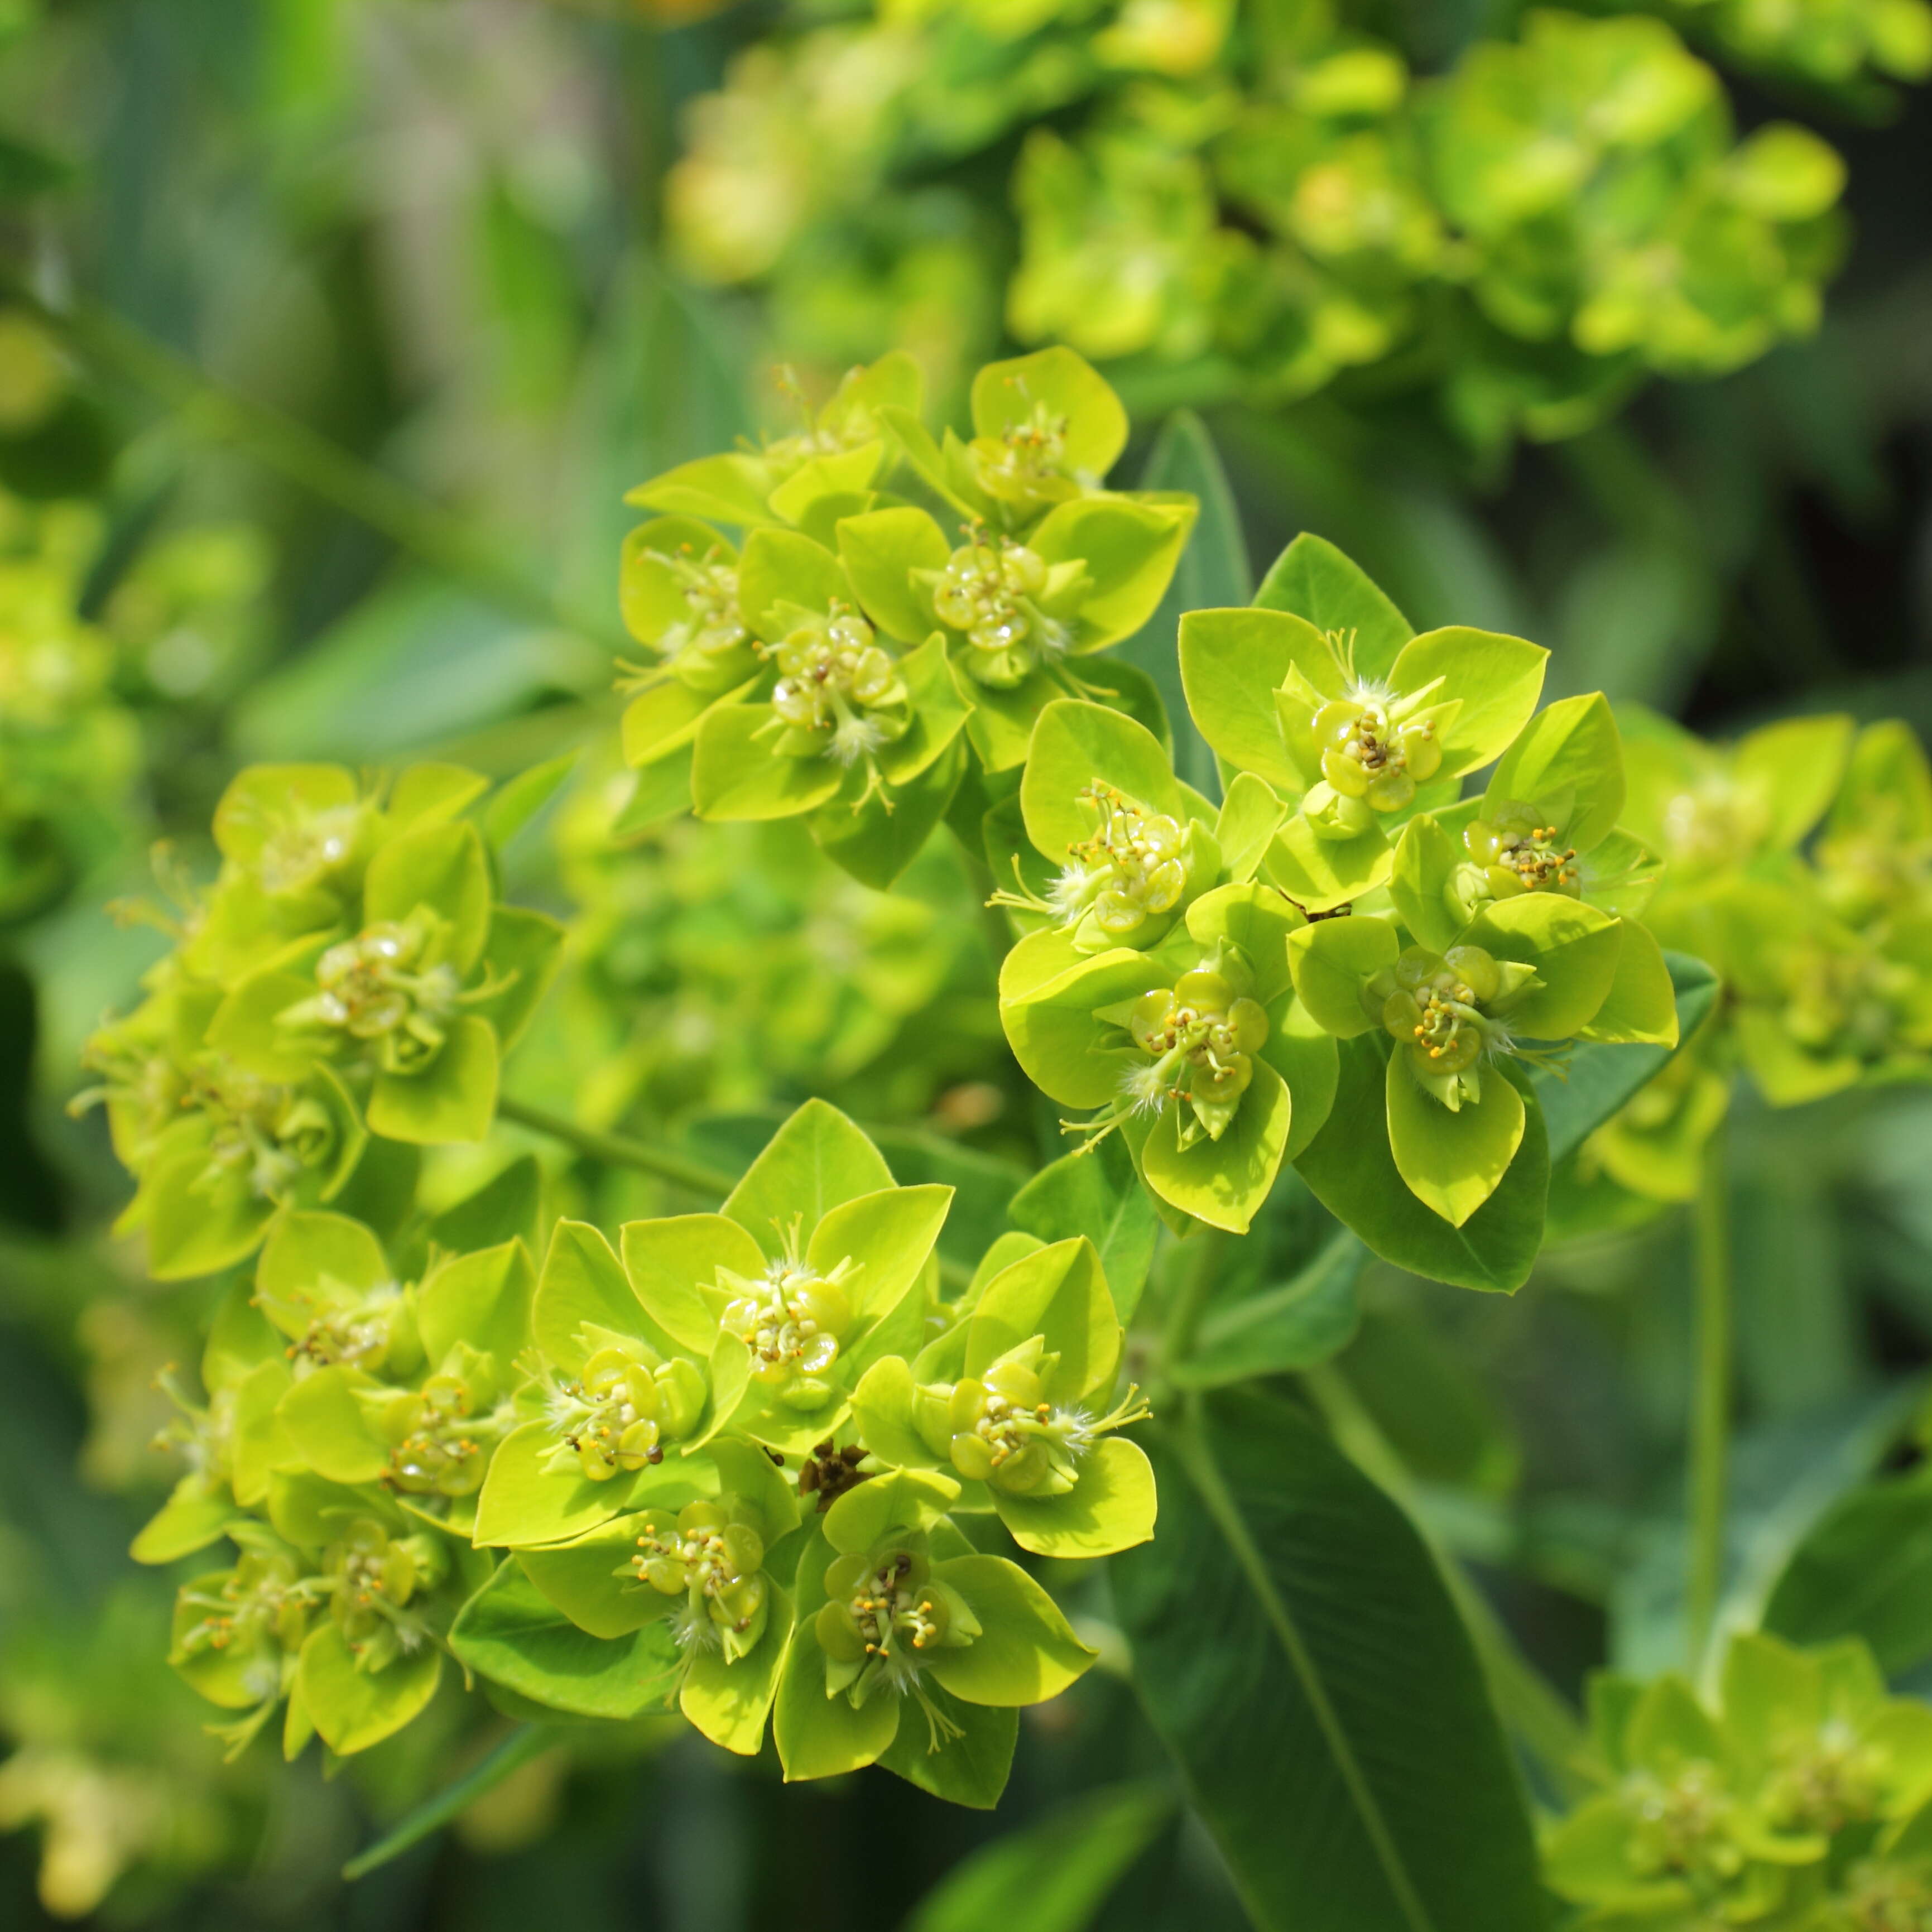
[1173, 968, 1234, 1012]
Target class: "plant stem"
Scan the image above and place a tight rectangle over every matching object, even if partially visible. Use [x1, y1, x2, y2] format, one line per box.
[343, 1724, 558, 1880]
[1686, 1117, 1732, 1674]
[1302, 1361, 1591, 1801]
[3, 275, 624, 651]
[497, 1096, 736, 1197]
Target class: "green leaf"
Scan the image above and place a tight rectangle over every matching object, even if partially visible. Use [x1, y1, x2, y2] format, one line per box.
[1171, 1228, 1363, 1390]
[1122, 410, 1253, 800]
[1265, 814, 1393, 915]
[450, 1561, 680, 1718]
[1141, 1059, 1294, 1236]
[723, 1099, 895, 1247]
[1002, 948, 1164, 1109]
[774, 1529, 903, 1782]
[613, 742, 695, 834]
[692, 705, 845, 822]
[426, 1154, 541, 1257]
[1254, 535, 1414, 689]
[516, 1508, 698, 1638]
[367, 1013, 499, 1145]
[1763, 1468, 1932, 1676]
[473, 1420, 647, 1548]
[1733, 714, 1853, 850]
[1215, 773, 1287, 884]
[1022, 700, 1184, 861]
[1532, 951, 1719, 1164]
[1389, 815, 1465, 957]
[1032, 498, 1195, 653]
[141, 1156, 276, 1282]
[621, 680, 739, 769]
[905, 1782, 1174, 1932]
[921, 1555, 1096, 1705]
[963, 664, 1058, 773]
[992, 1436, 1158, 1558]
[1289, 916, 1400, 1039]
[267, 1469, 403, 1550]
[966, 1237, 1119, 1403]
[1386, 1050, 1527, 1228]
[837, 506, 950, 641]
[878, 1688, 1019, 1810]
[850, 1356, 940, 1469]
[537, 1219, 654, 1369]
[1459, 896, 1623, 1040]
[257, 1209, 391, 1325]
[278, 1364, 387, 1483]
[419, 1239, 534, 1366]
[388, 763, 491, 829]
[1007, 1136, 1159, 1322]
[1113, 1391, 1544, 1932]
[1185, 882, 1299, 1006]
[131, 1476, 237, 1566]
[483, 753, 579, 854]
[681, 1582, 794, 1755]
[1177, 608, 1313, 792]
[621, 516, 736, 645]
[365, 821, 493, 975]
[626, 452, 773, 526]
[1295, 1041, 1549, 1292]
[737, 527, 852, 641]
[972, 347, 1128, 479]
[207, 967, 327, 1083]
[878, 636, 972, 788]
[473, 906, 567, 1052]
[1485, 694, 1625, 854]
[813, 736, 964, 889]
[823, 1468, 961, 1553]
[1576, 919, 1680, 1046]
[298, 1625, 443, 1756]
[808, 1184, 953, 1322]
[621, 1212, 759, 1355]
[1387, 629, 1547, 780]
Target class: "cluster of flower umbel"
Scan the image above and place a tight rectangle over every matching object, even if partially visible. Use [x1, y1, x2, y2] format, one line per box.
[108, 345, 1932, 1814]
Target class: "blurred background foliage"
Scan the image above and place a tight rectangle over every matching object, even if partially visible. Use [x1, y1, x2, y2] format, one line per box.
[0, 0, 1928, 1926]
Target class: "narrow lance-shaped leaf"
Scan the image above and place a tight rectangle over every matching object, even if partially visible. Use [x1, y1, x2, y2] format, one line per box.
[1113, 1391, 1544, 1932]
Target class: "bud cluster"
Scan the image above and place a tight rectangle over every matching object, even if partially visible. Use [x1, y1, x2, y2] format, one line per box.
[664, 6, 1868, 450]
[1546, 1632, 1932, 1928]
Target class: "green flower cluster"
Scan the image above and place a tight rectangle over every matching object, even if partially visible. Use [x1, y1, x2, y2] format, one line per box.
[1674, 0, 1932, 92]
[1573, 712, 1932, 1213]
[664, 3, 1876, 444]
[618, 347, 1193, 885]
[463, 1102, 1145, 1795]
[992, 532, 1678, 1241]
[545, 764, 972, 1125]
[1545, 1631, 1932, 1929]
[76, 761, 566, 1281]
[137, 1099, 1149, 1801]
[0, 489, 269, 924]
[0, 494, 137, 919]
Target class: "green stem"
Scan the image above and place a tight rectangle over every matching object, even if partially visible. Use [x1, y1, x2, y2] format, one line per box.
[3, 277, 623, 651]
[497, 1096, 736, 1198]
[1302, 1362, 1591, 1801]
[1687, 1118, 1732, 1674]
[342, 1724, 558, 1880]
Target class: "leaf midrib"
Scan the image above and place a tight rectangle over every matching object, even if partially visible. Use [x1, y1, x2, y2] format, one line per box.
[1169, 1396, 1437, 1932]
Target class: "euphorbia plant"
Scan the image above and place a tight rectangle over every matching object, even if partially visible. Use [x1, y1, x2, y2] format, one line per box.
[76, 350, 1932, 1932]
